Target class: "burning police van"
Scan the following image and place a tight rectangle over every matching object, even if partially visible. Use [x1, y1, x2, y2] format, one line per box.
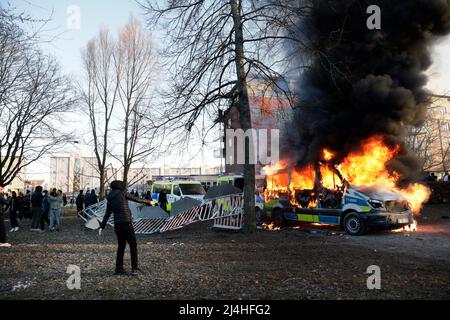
[262, 164, 415, 236]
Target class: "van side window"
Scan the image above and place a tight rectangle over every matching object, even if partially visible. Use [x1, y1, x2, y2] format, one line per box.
[153, 185, 162, 195]
[173, 184, 181, 196]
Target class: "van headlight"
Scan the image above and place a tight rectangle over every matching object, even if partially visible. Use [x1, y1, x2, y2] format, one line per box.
[368, 199, 384, 209]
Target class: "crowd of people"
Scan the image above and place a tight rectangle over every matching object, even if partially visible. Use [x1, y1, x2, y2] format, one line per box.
[1, 184, 169, 274]
[0, 187, 99, 247]
[75, 189, 99, 214]
[424, 171, 450, 182]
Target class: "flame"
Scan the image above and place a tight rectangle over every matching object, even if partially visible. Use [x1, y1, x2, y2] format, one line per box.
[261, 222, 281, 231]
[392, 220, 418, 233]
[263, 135, 431, 216]
[263, 160, 288, 176]
[322, 149, 335, 161]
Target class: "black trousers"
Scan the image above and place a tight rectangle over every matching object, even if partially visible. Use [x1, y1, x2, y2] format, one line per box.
[40, 210, 49, 230]
[114, 222, 138, 270]
[10, 210, 19, 229]
[159, 202, 167, 212]
[0, 213, 6, 243]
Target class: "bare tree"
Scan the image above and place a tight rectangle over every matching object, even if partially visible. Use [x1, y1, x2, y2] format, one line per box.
[115, 15, 159, 186]
[406, 112, 450, 172]
[81, 27, 120, 199]
[0, 7, 75, 188]
[140, 0, 304, 232]
[81, 16, 159, 195]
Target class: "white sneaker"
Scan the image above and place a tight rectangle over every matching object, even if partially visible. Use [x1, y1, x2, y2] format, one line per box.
[9, 228, 15, 232]
[14, 227, 19, 232]
[0, 243, 12, 248]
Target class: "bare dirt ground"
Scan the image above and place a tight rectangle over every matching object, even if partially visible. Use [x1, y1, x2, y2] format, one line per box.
[0, 205, 449, 300]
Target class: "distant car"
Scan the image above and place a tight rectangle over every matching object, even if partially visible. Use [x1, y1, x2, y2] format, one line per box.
[263, 166, 415, 235]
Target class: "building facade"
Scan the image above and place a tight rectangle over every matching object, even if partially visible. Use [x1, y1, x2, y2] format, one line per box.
[221, 77, 294, 175]
[49, 155, 99, 192]
[0, 157, 27, 194]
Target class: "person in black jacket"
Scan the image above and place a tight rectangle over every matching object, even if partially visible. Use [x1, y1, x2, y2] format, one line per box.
[8, 191, 20, 232]
[99, 180, 151, 275]
[30, 186, 44, 231]
[0, 194, 11, 247]
[89, 189, 98, 206]
[84, 189, 91, 208]
[158, 188, 168, 212]
[76, 190, 85, 215]
[22, 190, 32, 220]
[40, 190, 50, 231]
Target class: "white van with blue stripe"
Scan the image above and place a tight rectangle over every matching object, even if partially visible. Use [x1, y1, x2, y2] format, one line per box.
[265, 168, 415, 235]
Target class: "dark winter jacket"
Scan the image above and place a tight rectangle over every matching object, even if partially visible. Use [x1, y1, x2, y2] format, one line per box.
[90, 193, 98, 205]
[9, 196, 19, 214]
[101, 189, 151, 229]
[42, 195, 49, 213]
[31, 191, 44, 208]
[84, 193, 92, 207]
[75, 194, 84, 207]
[158, 190, 168, 204]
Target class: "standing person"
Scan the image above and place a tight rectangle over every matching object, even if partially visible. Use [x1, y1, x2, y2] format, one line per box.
[40, 190, 50, 231]
[76, 190, 85, 215]
[90, 189, 98, 206]
[145, 191, 152, 202]
[443, 171, 449, 182]
[48, 189, 63, 232]
[99, 180, 151, 275]
[23, 190, 32, 219]
[0, 194, 12, 248]
[158, 188, 168, 212]
[30, 186, 44, 231]
[84, 189, 92, 208]
[8, 191, 20, 232]
[17, 192, 24, 221]
[62, 193, 68, 207]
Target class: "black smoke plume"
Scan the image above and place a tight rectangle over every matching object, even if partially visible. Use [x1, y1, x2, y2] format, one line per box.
[285, 0, 450, 185]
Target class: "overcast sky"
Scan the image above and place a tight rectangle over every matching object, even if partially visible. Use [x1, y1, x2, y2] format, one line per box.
[8, 0, 450, 180]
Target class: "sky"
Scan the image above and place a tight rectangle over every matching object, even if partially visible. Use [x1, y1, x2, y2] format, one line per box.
[9, 0, 223, 181]
[6, 0, 450, 181]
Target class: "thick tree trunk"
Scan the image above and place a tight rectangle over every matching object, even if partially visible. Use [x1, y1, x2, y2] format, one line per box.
[230, 0, 256, 233]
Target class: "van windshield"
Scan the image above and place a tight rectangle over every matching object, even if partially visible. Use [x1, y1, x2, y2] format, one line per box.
[179, 183, 206, 195]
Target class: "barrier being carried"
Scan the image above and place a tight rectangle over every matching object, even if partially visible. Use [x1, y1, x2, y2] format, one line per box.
[77, 193, 245, 234]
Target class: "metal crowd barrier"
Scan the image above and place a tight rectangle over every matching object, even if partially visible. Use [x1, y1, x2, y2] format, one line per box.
[77, 194, 245, 234]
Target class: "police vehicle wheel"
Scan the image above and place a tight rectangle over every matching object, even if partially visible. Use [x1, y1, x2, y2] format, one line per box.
[255, 208, 263, 222]
[344, 213, 365, 236]
[273, 209, 286, 227]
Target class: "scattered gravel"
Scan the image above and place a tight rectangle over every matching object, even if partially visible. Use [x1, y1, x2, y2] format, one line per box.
[1, 207, 449, 300]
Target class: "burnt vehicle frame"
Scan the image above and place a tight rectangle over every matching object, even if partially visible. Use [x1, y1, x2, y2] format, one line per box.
[263, 164, 415, 235]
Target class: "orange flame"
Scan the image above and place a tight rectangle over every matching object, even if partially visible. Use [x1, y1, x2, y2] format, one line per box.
[262, 160, 288, 176]
[322, 149, 335, 161]
[263, 135, 431, 215]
